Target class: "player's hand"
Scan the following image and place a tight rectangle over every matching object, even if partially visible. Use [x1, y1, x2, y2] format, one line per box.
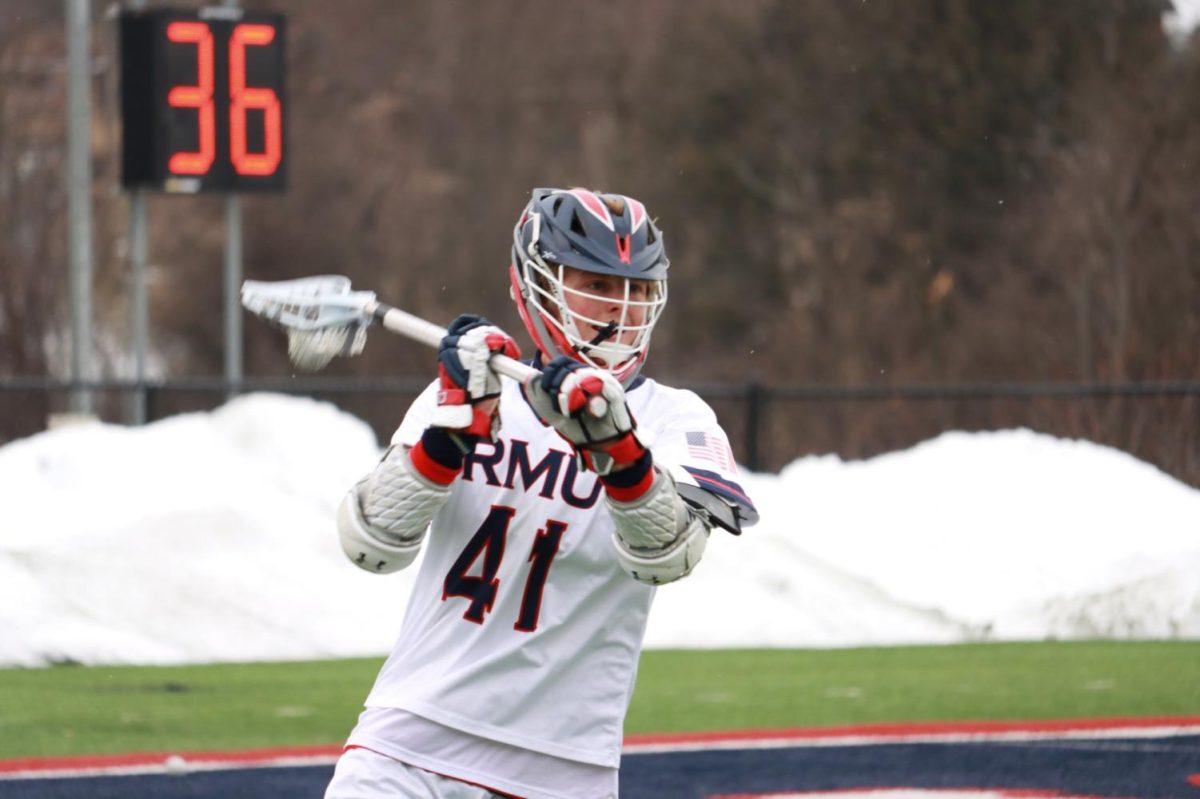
[431, 314, 520, 439]
[526, 356, 643, 474]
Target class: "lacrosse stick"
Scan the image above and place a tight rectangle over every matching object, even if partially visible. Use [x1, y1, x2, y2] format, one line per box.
[240, 275, 607, 417]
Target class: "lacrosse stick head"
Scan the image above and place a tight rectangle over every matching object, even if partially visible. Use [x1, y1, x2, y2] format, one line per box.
[241, 276, 377, 371]
[284, 324, 368, 371]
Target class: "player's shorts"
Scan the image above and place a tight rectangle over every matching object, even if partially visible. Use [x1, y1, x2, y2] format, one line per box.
[324, 746, 513, 799]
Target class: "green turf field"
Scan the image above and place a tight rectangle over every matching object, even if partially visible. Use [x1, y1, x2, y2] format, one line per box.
[1, 642, 1197, 759]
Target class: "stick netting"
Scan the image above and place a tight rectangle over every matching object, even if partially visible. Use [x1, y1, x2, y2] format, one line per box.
[287, 324, 367, 371]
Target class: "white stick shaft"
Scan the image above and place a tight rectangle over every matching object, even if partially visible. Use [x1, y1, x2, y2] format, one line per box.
[375, 303, 605, 415]
[376, 305, 453, 349]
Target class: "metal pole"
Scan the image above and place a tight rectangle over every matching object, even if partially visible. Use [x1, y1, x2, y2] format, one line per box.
[130, 191, 148, 423]
[66, 0, 94, 415]
[128, 0, 149, 424]
[224, 0, 242, 402]
[744, 380, 763, 472]
[225, 196, 242, 399]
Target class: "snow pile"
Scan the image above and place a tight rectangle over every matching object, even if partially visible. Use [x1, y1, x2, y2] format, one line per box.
[1166, 0, 1200, 38]
[649, 430, 1200, 647]
[1, 394, 1197, 667]
[0, 396, 407, 667]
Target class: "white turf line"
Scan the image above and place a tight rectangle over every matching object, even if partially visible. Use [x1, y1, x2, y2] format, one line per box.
[0, 755, 339, 781]
[618, 723, 1200, 754]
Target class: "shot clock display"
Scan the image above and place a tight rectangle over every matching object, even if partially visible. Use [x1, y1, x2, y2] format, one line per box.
[120, 7, 286, 193]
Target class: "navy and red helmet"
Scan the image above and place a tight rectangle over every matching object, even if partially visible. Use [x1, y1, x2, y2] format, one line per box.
[509, 187, 669, 386]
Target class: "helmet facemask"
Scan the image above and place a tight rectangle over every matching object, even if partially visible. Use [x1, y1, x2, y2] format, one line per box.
[514, 213, 667, 383]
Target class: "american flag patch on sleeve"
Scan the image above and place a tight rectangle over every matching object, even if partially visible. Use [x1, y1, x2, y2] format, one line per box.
[685, 431, 737, 473]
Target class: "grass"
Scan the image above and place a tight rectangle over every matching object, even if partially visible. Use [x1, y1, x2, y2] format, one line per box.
[0, 657, 381, 759]
[627, 642, 1200, 732]
[1, 642, 1197, 759]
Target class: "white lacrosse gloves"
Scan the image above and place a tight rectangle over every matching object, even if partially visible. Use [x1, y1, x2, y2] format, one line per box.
[403, 314, 522, 488]
[525, 356, 645, 476]
[527, 356, 710, 585]
[432, 314, 521, 441]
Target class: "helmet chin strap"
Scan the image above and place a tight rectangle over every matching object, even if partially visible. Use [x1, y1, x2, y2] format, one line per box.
[573, 320, 619, 355]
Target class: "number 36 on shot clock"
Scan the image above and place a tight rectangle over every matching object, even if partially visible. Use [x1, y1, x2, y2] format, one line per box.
[120, 7, 287, 193]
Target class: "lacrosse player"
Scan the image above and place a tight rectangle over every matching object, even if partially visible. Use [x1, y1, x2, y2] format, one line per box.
[325, 188, 757, 799]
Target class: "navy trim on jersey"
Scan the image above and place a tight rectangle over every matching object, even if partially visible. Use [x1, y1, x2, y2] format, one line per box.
[681, 465, 757, 515]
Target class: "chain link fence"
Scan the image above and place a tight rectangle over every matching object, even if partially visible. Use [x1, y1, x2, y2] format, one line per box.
[2, 378, 1197, 487]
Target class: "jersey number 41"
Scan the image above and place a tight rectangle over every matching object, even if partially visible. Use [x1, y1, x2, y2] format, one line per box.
[442, 504, 566, 633]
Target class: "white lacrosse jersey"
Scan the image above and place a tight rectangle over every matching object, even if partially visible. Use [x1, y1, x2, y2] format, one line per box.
[350, 372, 755, 793]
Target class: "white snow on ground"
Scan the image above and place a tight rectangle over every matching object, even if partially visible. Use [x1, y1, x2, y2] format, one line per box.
[0, 393, 1197, 667]
[1166, 0, 1200, 37]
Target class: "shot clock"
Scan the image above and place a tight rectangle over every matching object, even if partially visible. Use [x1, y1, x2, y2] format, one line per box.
[120, 7, 286, 193]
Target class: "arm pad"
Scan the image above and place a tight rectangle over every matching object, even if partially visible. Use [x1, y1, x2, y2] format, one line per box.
[606, 468, 710, 585]
[337, 488, 424, 574]
[337, 445, 451, 574]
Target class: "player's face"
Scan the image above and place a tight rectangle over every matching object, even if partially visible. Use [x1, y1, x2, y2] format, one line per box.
[559, 266, 654, 349]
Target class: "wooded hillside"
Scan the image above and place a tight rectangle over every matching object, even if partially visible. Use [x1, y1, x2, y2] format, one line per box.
[1, 0, 1196, 478]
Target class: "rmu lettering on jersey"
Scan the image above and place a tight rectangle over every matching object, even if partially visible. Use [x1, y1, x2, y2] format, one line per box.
[461, 437, 603, 509]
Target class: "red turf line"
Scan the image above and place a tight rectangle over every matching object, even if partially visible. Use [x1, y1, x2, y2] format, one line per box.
[0, 744, 343, 774]
[715, 787, 1137, 791]
[3, 715, 1200, 776]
